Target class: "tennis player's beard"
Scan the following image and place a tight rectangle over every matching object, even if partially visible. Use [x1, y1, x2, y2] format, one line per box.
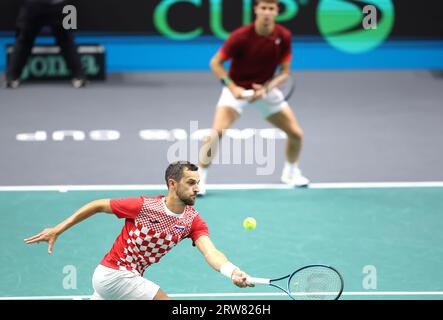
[178, 191, 195, 206]
[182, 196, 195, 206]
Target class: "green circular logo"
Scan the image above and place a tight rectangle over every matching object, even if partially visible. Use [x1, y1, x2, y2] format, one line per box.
[317, 0, 395, 53]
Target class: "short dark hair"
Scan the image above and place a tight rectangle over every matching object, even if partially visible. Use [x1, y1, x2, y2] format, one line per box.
[165, 161, 198, 188]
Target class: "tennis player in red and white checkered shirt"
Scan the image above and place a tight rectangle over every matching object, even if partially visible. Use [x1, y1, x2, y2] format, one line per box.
[24, 161, 254, 300]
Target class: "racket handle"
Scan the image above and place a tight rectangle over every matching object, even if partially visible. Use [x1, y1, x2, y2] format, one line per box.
[246, 277, 271, 285]
[241, 89, 255, 98]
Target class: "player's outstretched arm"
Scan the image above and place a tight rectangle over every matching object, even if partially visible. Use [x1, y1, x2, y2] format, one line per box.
[24, 199, 112, 254]
[195, 235, 254, 288]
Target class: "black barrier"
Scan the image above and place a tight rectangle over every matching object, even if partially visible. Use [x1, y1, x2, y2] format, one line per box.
[0, 0, 442, 39]
[6, 44, 106, 81]
[0, 300, 442, 319]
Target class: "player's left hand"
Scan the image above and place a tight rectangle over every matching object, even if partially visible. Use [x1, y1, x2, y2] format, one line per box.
[24, 227, 59, 254]
[232, 269, 255, 288]
[249, 83, 267, 102]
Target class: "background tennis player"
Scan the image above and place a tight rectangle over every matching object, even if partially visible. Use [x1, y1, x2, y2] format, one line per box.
[198, 0, 309, 195]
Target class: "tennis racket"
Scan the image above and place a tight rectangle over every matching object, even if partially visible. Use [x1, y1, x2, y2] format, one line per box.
[273, 73, 296, 103]
[246, 264, 344, 300]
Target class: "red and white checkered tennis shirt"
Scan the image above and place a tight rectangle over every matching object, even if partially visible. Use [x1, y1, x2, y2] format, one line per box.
[100, 195, 209, 276]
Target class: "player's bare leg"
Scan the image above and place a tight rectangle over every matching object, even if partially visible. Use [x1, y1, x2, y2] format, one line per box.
[266, 106, 309, 187]
[266, 105, 303, 162]
[153, 288, 172, 300]
[198, 106, 240, 195]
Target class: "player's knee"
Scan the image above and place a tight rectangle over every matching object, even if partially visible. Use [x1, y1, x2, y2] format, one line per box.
[153, 289, 171, 300]
[287, 128, 303, 142]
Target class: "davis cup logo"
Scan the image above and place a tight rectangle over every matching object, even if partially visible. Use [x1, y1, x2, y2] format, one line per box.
[317, 0, 395, 53]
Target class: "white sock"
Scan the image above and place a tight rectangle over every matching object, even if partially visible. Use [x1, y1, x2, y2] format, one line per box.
[284, 161, 299, 172]
[199, 167, 208, 184]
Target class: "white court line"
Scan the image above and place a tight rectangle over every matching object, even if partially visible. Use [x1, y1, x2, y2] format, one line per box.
[1, 291, 443, 300]
[0, 181, 443, 192]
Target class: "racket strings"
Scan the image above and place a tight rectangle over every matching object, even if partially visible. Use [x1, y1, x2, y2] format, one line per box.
[289, 266, 343, 300]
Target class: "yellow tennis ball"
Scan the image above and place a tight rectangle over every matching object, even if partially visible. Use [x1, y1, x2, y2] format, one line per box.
[243, 217, 257, 230]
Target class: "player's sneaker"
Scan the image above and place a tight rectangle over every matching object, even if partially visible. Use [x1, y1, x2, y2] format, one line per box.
[281, 165, 309, 187]
[197, 182, 206, 197]
[5, 79, 20, 89]
[197, 167, 208, 197]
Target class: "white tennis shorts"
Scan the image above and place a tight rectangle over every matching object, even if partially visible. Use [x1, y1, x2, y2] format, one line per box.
[217, 87, 289, 118]
[90, 264, 160, 300]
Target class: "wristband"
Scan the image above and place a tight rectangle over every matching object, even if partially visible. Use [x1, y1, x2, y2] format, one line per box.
[220, 76, 231, 86]
[220, 261, 238, 278]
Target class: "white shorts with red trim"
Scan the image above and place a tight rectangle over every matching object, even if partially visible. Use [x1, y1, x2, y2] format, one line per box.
[90, 264, 160, 300]
[216, 87, 289, 118]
